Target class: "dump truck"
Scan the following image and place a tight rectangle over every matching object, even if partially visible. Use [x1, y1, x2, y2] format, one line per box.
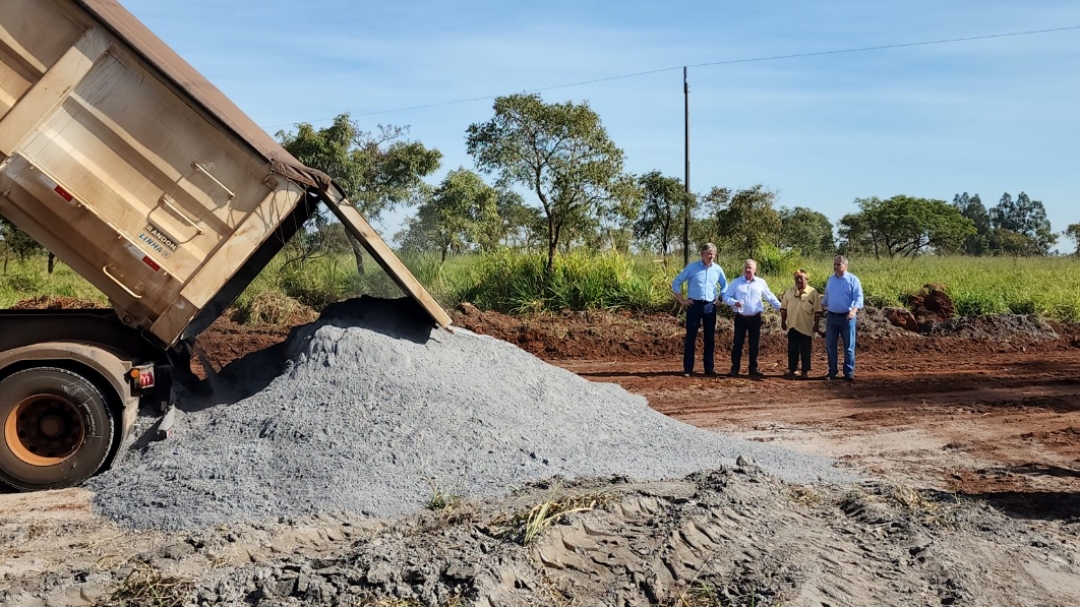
[0, 0, 451, 491]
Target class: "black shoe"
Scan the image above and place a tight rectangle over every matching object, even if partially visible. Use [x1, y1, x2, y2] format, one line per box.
[748, 369, 764, 378]
[727, 370, 740, 378]
[843, 375, 855, 382]
[826, 374, 837, 381]
[704, 370, 717, 377]
[783, 370, 796, 379]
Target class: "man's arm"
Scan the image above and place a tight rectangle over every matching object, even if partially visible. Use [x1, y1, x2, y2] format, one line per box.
[715, 268, 728, 302]
[763, 280, 782, 311]
[848, 276, 865, 320]
[812, 291, 823, 333]
[671, 265, 691, 306]
[722, 279, 739, 307]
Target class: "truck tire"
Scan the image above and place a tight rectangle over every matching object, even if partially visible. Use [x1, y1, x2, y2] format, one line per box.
[0, 367, 116, 491]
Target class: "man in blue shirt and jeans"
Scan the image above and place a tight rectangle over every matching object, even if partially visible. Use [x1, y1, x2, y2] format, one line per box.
[821, 255, 865, 381]
[672, 243, 728, 377]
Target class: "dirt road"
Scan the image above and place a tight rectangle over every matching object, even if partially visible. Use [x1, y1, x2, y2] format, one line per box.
[450, 304, 1079, 511]
[558, 348, 1080, 519]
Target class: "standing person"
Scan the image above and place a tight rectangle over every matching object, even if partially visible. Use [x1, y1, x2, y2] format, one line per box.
[723, 259, 781, 377]
[671, 243, 728, 377]
[822, 255, 864, 381]
[780, 269, 823, 379]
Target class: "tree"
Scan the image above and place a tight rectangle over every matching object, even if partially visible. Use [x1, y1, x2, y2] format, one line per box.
[278, 113, 442, 272]
[495, 190, 543, 249]
[0, 216, 43, 272]
[396, 169, 500, 262]
[838, 207, 881, 258]
[990, 229, 1037, 257]
[279, 114, 442, 222]
[776, 206, 835, 256]
[1064, 223, 1080, 257]
[633, 171, 690, 256]
[952, 192, 992, 255]
[714, 185, 781, 258]
[466, 93, 626, 274]
[839, 195, 974, 258]
[989, 192, 1056, 255]
[592, 175, 642, 254]
[693, 186, 731, 252]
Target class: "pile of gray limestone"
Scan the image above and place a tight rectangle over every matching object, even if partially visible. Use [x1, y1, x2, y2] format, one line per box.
[89, 297, 853, 530]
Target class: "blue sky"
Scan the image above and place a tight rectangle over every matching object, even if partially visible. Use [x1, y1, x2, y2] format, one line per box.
[119, 0, 1080, 252]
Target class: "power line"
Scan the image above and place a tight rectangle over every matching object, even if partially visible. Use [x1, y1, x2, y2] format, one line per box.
[270, 24, 1080, 128]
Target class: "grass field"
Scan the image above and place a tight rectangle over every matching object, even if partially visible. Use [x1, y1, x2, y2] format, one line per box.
[2, 251, 1078, 322]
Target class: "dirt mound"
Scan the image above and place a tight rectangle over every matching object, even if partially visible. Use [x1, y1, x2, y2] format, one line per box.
[883, 306, 919, 332]
[929, 314, 1059, 342]
[906, 283, 955, 323]
[452, 303, 686, 360]
[229, 292, 318, 326]
[192, 316, 291, 377]
[9, 295, 107, 309]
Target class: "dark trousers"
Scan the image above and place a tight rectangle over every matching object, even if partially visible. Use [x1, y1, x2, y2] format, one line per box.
[787, 329, 812, 373]
[683, 301, 717, 374]
[731, 313, 762, 373]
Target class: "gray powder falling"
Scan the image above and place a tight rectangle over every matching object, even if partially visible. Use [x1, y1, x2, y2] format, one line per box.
[89, 297, 855, 530]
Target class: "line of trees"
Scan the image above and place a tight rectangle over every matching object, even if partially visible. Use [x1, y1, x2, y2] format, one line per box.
[28, 94, 1080, 273]
[5, 93, 1077, 277]
[273, 94, 1076, 269]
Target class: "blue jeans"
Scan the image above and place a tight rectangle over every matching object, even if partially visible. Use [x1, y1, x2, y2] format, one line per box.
[825, 312, 856, 378]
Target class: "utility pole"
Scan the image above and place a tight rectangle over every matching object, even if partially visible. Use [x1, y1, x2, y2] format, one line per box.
[683, 66, 690, 266]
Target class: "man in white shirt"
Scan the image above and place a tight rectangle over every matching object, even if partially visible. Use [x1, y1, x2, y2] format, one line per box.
[722, 259, 781, 377]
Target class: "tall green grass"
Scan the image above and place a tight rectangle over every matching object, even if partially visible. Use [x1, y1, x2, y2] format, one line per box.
[436, 252, 1080, 321]
[0, 257, 107, 307]
[5, 251, 1079, 322]
[799, 256, 1080, 321]
[448, 250, 672, 314]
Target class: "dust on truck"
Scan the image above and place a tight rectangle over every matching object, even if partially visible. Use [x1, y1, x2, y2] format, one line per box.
[0, 0, 451, 491]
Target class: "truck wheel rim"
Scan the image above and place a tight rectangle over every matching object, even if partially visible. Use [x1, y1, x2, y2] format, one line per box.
[3, 395, 85, 466]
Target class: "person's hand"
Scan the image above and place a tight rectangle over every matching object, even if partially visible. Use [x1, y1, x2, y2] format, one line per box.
[847, 309, 857, 320]
[733, 301, 742, 309]
[781, 320, 787, 331]
[813, 323, 820, 334]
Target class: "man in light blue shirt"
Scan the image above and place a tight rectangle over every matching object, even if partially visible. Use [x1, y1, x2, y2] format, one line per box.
[723, 259, 781, 377]
[671, 243, 728, 376]
[821, 255, 865, 381]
